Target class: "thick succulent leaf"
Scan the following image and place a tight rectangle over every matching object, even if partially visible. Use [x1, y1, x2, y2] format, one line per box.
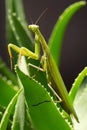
[24, 106, 34, 130]
[16, 66, 72, 130]
[0, 114, 2, 124]
[6, 0, 33, 48]
[7, 10, 34, 66]
[0, 106, 6, 122]
[11, 90, 25, 130]
[0, 88, 22, 130]
[0, 106, 13, 130]
[69, 67, 87, 103]
[72, 77, 87, 130]
[8, 11, 33, 50]
[6, 0, 26, 22]
[0, 57, 17, 85]
[11, 57, 33, 130]
[48, 1, 86, 66]
[6, 0, 17, 43]
[0, 75, 17, 107]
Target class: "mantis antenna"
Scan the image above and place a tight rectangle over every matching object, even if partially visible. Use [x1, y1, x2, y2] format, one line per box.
[28, 8, 48, 25]
[35, 8, 48, 24]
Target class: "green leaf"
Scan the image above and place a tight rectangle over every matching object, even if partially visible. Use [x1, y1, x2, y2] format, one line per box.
[0, 75, 17, 107]
[6, 0, 24, 44]
[69, 67, 87, 103]
[73, 77, 87, 130]
[16, 66, 72, 130]
[6, 0, 34, 50]
[0, 57, 17, 85]
[11, 57, 34, 130]
[11, 91, 25, 130]
[0, 88, 22, 130]
[6, 0, 26, 21]
[8, 11, 33, 50]
[48, 1, 86, 66]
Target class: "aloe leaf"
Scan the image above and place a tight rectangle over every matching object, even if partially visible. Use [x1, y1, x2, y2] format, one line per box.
[0, 88, 22, 130]
[0, 57, 17, 85]
[69, 67, 87, 103]
[8, 11, 33, 49]
[48, 1, 86, 66]
[0, 75, 17, 107]
[24, 108, 34, 130]
[11, 90, 25, 130]
[6, 0, 25, 21]
[0, 113, 2, 122]
[6, 0, 33, 49]
[6, 0, 24, 44]
[72, 77, 87, 130]
[11, 57, 33, 130]
[16, 66, 72, 130]
[12, 90, 35, 130]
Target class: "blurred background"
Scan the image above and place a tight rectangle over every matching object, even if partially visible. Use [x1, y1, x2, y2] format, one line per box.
[0, 0, 87, 90]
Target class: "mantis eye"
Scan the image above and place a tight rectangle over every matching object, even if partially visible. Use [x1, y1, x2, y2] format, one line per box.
[28, 24, 39, 32]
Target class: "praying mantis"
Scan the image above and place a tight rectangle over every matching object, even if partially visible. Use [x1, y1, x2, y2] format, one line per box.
[8, 24, 79, 122]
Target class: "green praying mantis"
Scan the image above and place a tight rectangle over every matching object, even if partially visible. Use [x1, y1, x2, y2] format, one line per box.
[8, 24, 79, 122]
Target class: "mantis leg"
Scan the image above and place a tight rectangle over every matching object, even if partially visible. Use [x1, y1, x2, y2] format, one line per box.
[8, 41, 41, 67]
[8, 43, 39, 60]
[48, 84, 62, 102]
[41, 54, 47, 71]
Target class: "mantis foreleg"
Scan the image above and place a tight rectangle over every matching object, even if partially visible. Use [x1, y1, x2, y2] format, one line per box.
[8, 39, 40, 68]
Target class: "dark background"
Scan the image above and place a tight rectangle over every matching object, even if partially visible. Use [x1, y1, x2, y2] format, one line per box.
[0, 0, 87, 90]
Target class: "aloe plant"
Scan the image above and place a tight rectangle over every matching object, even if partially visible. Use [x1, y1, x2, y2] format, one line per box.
[0, 0, 87, 130]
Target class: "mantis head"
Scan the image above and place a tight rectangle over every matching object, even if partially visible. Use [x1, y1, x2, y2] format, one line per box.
[28, 24, 39, 32]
